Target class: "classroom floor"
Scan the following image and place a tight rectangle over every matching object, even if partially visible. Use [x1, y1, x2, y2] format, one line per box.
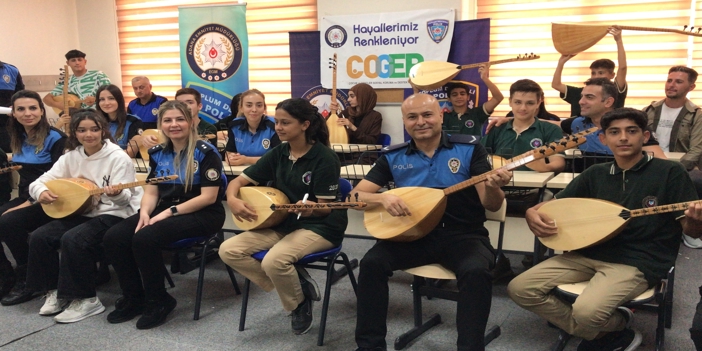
[0, 231, 699, 351]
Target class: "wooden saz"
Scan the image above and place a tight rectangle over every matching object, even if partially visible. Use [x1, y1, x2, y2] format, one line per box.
[538, 197, 701, 251]
[138, 129, 165, 163]
[552, 23, 702, 55]
[51, 65, 82, 115]
[408, 54, 540, 91]
[0, 165, 22, 174]
[232, 186, 366, 230]
[365, 127, 598, 242]
[42, 175, 178, 219]
[326, 53, 349, 144]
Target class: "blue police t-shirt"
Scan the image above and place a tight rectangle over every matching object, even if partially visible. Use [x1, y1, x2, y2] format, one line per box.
[225, 116, 280, 156]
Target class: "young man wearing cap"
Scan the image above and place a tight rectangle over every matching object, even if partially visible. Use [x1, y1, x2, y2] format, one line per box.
[43, 50, 111, 111]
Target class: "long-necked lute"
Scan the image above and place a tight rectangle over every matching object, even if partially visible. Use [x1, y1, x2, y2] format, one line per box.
[408, 54, 540, 91]
[232, 186, 366, 230]
[42, 175, 178, 218]
[326, 53, 349, 144]
[51, 65, 82, 115]
[538, 197, 700, 251]
[553, 23, 702, 55]
[365, 127, 598, 242]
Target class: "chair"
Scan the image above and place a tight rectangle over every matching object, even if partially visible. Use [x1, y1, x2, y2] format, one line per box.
[236, 178, 359, 346]
[394, 199, 508, 350]
[377, 133, 391, 147]
[163, 230, 242, 320]
[550, 266, 674, 351]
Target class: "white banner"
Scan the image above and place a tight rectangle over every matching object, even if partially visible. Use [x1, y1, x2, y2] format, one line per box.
[321, 9, 455, 89]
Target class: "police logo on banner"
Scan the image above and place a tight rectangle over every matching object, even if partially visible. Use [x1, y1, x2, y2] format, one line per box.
[530, 138, 543, 148]
[302, 171, 312, 185]
[642, 196, 658, 208]
[426, 19, 450, 44]
[262, 139, 270, 149]
[325, 25, 348, 48]
[448, 157, 460, 173]
[186, 24, 243, 82]
[301, 85, 349, 119]
[2, 74, 9, 83]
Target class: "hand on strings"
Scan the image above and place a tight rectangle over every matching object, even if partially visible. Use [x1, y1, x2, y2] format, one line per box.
[38, 190, 59, 205]
[485, 168, 512, 189]
[525, 207, 558, 237]
[228, 197, 258, 222]
[381, 193, 411, 217]
[104, 185, 123, 197]
[82, 95, 96, 106]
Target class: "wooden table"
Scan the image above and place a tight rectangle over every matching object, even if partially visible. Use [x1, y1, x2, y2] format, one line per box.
[508, 171, 555, 189]
[546, 172, 580, 189]
[340, 164, 374, 180]
[664, 151, 684, 162]
[330, 144, 383, 153]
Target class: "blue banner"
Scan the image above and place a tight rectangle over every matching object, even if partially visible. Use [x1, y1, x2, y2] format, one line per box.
[178, 4, 248, 123]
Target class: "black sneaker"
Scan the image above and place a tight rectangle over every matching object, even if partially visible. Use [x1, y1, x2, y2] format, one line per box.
[0, 281, 39, 306]
[601, 328, 642, 351]
[491, 253, 515, 282]
[291, 298, 313, 335]
[135, 293, 177, 330]
[107, 296, 145, 324]
[0, 261, 16, 298]
[297, 267, 320, 301]
[355, 347, 386, 351]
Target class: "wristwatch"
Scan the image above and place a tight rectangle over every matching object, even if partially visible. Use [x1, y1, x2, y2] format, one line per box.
[169, 206, 179, 216]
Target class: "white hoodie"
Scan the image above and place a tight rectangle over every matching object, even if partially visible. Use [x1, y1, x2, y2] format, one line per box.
[29, 139, 142, 218]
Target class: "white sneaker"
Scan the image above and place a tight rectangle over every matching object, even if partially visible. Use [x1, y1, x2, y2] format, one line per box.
[54, 297, 105, 323]
[39, 290, 68, 316]
[683, 233, 702, 249]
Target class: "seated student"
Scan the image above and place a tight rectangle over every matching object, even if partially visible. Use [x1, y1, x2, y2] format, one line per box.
[0, 90, 66, 301]
[103, 101, 226, 329]
[482, 79, 565, 173]
[127, 76, 168, 130]
[43, 49, 111, 111]
[506, 91, 561, 121]
[565, 78, 665, 172]
[552, 26, 628, 117]
[442, 64, 504, 136]
[95, 84, 144, 158]
[219, 98, 346, 335]
[329, 83, 383, 144]
[352, 93, 511, 351]
[224, 89, 279, 166]
[508, 108, 702, 350]
[0, 110, 142, 322]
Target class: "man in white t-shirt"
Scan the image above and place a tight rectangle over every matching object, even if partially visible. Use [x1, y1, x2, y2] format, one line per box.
[644, 65, 702, 248]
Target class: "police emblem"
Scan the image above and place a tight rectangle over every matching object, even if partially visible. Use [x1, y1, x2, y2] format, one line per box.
[325, 25, 347, 48]
[464, 120, 475, 128]
[186, 23, 243, 82]
[152, 108, 159, 116]
[205, 168, 220, 181]
[193, 160, 199, 173]
[530, 138, 543, 148]
[137, 129, 144, 135]
[302, 171, 312, 185]
[262, 138, 270, 149]
[2, 74, 9, 83]
[448, 157, 460, 173]
[426, 19, 450, 44]
[642, 196, 658, 208]
[302, 85, 349, 119]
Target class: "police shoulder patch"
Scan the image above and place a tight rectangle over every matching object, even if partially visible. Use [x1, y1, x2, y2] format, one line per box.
[195, 140, 215, 154]
[147, 144, 164, 155]
[448, 134, 481, 145]
[205, 168, 220, 181]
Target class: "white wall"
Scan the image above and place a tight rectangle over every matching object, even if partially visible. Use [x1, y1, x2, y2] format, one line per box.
[317, 0, 474, 145]
[75, 0, 122, 89]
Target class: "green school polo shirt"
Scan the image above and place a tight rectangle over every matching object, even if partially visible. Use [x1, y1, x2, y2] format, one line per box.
[481, 118, 564, 171]
[442, 106, 490, 136]
[555, 154, 697, 285]
[241, 142, 347, 246]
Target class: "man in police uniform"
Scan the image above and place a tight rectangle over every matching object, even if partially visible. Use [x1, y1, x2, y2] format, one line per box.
[127, 76, 167, 130]
[352, 93, 512, 351]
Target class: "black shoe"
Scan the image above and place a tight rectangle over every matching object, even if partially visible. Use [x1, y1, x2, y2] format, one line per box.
[135, 293, 177, 330]
[107, 296, 145, 324]
[355, 347, 386, 351]
[577, 328, 642, 351]
[297, 267, 320, 301]
[0, 281, 38, 306]
[0, 261, 16, 298]
[491, 253, 515, 282]
[291, 297, 313, 335]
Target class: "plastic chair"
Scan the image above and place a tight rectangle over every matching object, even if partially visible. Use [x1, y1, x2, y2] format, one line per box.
[550, 266, 675, 351]
[236, 178, 359, 346]
[162, 233, 241, 320]
[377, 133, 391, 147]
[393, 199, 508, 350]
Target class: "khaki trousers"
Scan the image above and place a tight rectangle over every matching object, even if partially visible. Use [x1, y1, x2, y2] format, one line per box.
[219, 228, 334, 311]
[507, 251, 648, 340]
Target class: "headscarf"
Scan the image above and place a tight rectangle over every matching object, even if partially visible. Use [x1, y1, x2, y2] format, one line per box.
[348, 83, 377, 118]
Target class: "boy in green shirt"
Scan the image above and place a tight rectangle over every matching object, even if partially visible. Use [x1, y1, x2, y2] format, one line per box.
[442, 64, 503, 136]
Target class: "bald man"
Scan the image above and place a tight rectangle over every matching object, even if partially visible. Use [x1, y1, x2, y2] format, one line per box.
[351, 94, 512, 351]
[127, 76, 167, 130]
